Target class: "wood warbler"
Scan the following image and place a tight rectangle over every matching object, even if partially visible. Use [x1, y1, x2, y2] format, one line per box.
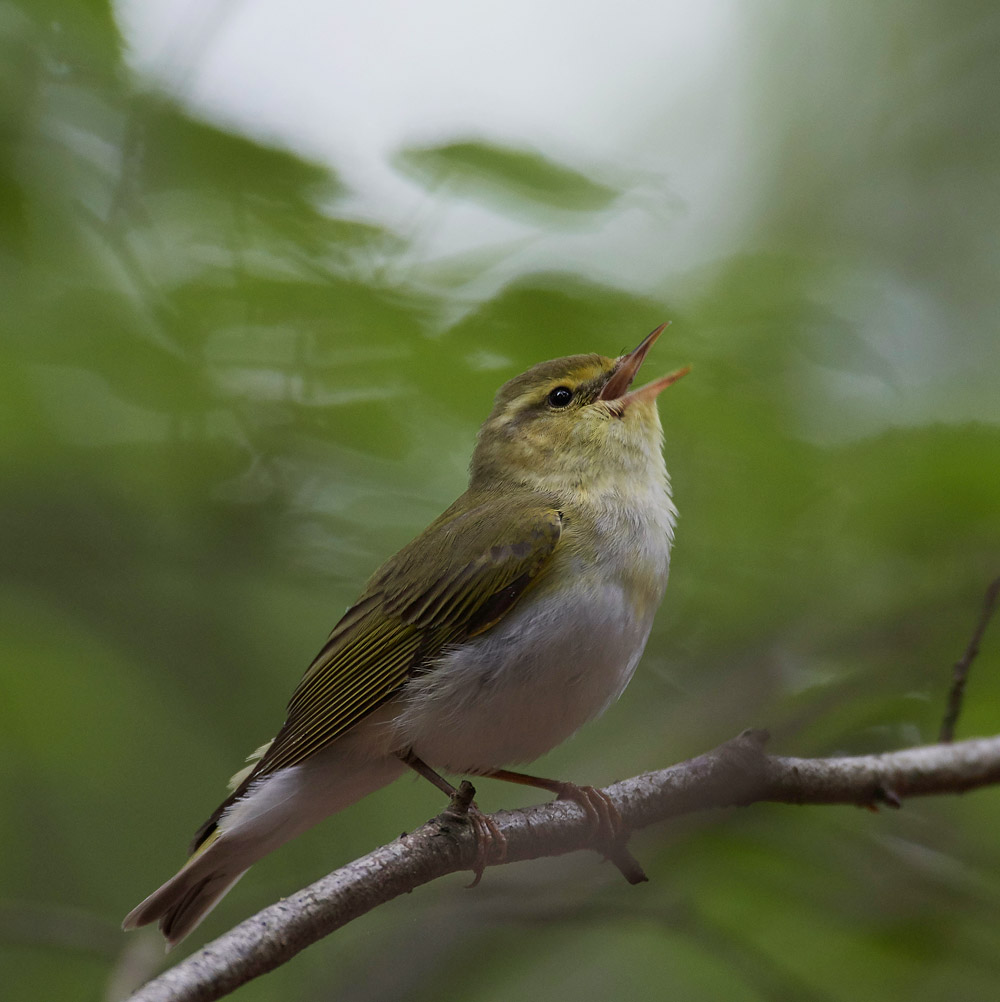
[124, 324, 688, 947]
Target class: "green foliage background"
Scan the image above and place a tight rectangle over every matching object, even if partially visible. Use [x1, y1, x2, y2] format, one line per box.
[2, 2, 999, 1000]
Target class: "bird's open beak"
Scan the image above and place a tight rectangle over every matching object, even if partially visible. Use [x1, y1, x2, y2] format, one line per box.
[598, 323, 690, 406]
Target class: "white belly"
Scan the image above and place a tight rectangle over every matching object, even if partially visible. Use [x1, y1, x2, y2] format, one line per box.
[390, 576, 661, 772]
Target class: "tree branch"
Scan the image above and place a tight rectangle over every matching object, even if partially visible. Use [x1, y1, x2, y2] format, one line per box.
[939, 576, 1000, 742]
[124, 731, 1000, 1002]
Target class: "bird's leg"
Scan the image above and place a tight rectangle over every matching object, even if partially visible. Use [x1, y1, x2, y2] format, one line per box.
[480, 768, 648, 885]
[396, 749, 507, 886]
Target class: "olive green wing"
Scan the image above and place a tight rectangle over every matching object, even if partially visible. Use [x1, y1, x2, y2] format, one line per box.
[250, 495, 563, 779]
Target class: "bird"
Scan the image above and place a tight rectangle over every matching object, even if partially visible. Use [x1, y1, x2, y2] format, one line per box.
[123, 324, 688, 948]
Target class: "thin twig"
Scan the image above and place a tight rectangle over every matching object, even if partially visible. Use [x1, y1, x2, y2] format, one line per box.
[124, 731, 1000, 1002]
[939, 577, 1000, 742]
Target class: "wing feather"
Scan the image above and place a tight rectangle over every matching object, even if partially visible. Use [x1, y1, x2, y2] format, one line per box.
[243, 494, 562, 782]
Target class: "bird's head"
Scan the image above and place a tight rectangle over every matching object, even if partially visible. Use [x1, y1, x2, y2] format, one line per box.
[470, 325, 689, 495]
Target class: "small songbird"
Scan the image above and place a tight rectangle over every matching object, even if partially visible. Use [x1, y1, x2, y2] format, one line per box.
[123, 325, 688, 948]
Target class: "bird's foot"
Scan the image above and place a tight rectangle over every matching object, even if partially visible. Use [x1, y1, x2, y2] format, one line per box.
[437, 780, 508, 887]
[553, 782, 648, 885]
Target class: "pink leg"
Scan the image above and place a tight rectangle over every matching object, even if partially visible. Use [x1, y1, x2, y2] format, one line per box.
[481, 768, 647, 885]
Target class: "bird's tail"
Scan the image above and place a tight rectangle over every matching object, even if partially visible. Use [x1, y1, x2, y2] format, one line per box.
[123, 745, 409, 948]
[121, 830, 250, 950]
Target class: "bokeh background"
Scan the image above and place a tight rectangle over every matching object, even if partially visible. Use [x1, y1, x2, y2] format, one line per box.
[3, 1, 1000, 999]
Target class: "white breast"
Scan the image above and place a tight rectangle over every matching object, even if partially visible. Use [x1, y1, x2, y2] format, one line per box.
[391, 484, 675, 773]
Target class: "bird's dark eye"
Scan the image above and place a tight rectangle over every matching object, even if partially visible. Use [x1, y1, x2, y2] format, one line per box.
[547, 386, 574, 408]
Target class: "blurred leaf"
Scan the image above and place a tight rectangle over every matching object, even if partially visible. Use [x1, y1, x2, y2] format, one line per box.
[394, 139, 620, 216]
[134, 98, 341, 206]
